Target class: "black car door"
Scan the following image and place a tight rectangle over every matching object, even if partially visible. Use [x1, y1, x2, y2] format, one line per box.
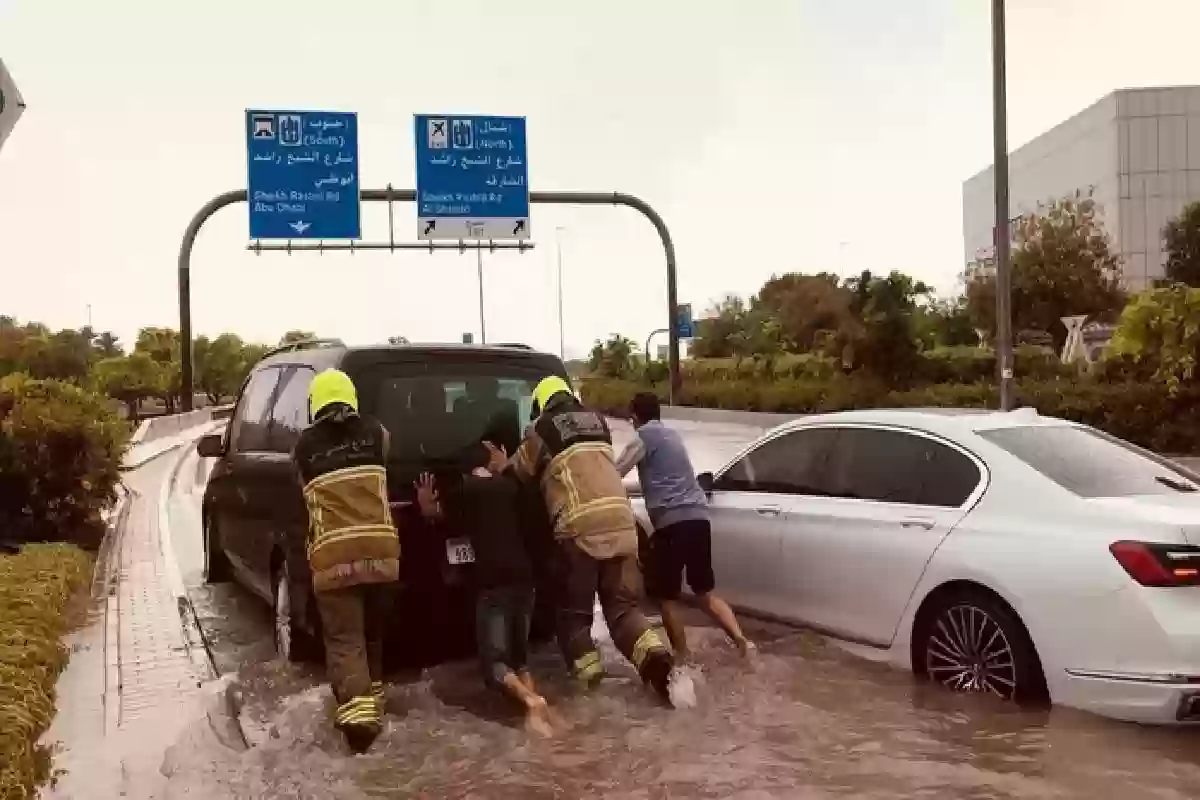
[219, 365, 284, 598]
[260, 365, 317, 578]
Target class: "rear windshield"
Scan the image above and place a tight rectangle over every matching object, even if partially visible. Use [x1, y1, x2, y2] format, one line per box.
[977, 424, 1200, 498]
[354, 359, 564, 473]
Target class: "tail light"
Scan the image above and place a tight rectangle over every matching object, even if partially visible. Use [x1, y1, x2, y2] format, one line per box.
[1110, 541, 1200, 587]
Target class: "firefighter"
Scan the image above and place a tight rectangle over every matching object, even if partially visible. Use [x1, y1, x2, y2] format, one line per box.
[292, 369, 398, 753]
[483, 376, 684, 706]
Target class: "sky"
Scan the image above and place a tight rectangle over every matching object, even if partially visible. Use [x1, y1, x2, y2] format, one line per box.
[2, 0, 1200, 360]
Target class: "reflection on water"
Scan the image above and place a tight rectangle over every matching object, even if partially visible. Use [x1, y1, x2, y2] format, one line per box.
[158, 604, 1200, 800]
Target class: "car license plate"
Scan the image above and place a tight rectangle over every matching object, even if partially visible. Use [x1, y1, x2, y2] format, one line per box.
[446, 538, 475, 564]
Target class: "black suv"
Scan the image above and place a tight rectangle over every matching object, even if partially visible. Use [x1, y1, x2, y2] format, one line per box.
[197, 339, 568, 664]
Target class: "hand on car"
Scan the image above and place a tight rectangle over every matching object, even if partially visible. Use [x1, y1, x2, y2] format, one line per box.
[415, 472, 442, 520]
[482, 441, 508, 474]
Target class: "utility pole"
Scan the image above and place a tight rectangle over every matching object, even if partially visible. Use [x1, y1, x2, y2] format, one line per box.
[476, 245, 487, 344]
[992, 0, 1014, 410]
[555, 226, 566, 360]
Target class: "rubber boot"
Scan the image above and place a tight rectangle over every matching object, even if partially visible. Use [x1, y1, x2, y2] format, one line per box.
[640, 649, 675, 704]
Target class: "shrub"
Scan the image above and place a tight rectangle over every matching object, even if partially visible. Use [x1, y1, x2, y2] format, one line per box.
[0, 375, 129, 548]
[579, 374, 1200, 454]
[0, 543, 92, 799]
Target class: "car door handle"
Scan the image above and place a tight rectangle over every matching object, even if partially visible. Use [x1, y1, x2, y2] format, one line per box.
[900, 517, 935, 530]
[755, 505, 781, 517]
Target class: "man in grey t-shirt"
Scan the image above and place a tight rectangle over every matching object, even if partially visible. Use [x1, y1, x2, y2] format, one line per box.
[615, 392, 753, 662]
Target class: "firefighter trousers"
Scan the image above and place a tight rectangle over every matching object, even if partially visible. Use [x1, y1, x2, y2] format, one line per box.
[553, 537, 670, 684]
[315, 582, 394, 724]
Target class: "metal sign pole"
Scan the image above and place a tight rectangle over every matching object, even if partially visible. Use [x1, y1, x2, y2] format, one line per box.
[177, 189, 681, 411]
[992, 0, 1014, 411]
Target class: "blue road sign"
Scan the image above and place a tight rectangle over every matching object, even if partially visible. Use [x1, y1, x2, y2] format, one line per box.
[676, 303, 695, 339]
[414, 114, 529, 240]
[246, 110, 360, 239]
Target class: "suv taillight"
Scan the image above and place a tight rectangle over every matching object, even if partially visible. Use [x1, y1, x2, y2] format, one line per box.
[1110, 541, 1200, 587]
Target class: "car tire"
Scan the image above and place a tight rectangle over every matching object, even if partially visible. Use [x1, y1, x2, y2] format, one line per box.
[203, 514, 232, 584]
[917, 589, 1047, 704]
[273, 559, 319, 663]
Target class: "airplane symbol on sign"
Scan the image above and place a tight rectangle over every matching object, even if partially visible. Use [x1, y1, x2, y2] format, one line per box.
[423, 220, 437, 235]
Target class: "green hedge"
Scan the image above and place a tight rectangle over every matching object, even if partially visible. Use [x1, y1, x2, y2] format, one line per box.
[580, 376, 1200, 455]
[0, 374, 130, 549]
[0, 544, 92, 800]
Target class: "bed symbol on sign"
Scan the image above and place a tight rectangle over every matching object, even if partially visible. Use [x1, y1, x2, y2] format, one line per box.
[428, 118, 448, 149]
[251, 114, 275, 140]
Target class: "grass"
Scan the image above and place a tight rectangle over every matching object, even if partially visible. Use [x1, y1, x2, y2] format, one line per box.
[0, 543, 92, 800]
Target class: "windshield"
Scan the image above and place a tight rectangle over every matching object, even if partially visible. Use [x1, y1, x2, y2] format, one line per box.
[357, 363, 548, 472]
[977, 424, 1200, 498]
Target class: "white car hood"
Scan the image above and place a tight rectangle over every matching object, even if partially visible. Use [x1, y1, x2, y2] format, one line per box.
[1086, 495, 1200, 544]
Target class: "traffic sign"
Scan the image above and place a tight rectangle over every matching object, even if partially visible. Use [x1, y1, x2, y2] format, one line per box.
[676, 303, 695, 339]
[245, 110, 360, 239]
[414, 115, 529, 240]
[0, 59, 26, 153]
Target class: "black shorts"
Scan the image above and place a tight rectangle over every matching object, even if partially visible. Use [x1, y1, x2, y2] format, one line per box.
[648, 518, 716, 601]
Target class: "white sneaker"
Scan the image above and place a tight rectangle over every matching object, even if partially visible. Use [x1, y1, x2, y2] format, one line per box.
[667, 666, 697, 709]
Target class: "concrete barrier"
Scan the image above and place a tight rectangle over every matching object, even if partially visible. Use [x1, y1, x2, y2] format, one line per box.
[130, 405, 233, 445]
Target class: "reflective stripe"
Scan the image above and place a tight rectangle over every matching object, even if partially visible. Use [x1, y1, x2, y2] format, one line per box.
[545, 440, 613, 480]
[559, 496, 632, 529]
[573, 650, 603, 682]
[631, 628, 666, 668]
[306, 525, 398, 557]
[303, 463, 389, 495]
[335, 695, 380, 727]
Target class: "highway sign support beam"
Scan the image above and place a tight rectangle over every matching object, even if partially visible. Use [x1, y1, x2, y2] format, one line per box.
[178, 189, 681, 412]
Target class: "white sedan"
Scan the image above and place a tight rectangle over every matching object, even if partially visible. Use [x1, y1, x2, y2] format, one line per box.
[628, 407, 1200, 724]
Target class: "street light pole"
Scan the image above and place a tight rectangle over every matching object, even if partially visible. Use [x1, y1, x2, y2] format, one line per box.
[992, 0, 1015, 410]
[555, 226, 565, 361]
[476, 245, 487, 344]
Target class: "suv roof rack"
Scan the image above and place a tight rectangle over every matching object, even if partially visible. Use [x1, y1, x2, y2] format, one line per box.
[259, 338, 345, 361]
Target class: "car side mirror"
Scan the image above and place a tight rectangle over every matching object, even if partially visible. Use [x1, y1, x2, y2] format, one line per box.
[197, 433, 225, 458]
[697, 471, 715, 493]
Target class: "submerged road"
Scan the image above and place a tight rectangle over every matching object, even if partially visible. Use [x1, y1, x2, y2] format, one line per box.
[142, 419, 1200, 799]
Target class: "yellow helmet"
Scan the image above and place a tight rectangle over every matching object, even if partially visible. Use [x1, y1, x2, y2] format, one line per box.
[530, 375, 573, 420]
[309, 369, 358, 419]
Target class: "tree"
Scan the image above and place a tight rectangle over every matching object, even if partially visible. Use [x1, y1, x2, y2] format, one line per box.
[93, 352, 165, 422]
[967, 191, 1126, 349]
[842, 270, 932, 381]
[1163, 201, 1200, 287]
[588, 334, 638, 378]
[1106, 283, 1200, 393]
[94, 331, 123, 358]
[690, 295, 747, 359]
[134, 327, 182, 411]
[728, 308, 783, 366]
[753, 272, 856, 353]
[280, 330, 317, 345]
[195, 333, 252, 405]
[914, 297, 977, 349]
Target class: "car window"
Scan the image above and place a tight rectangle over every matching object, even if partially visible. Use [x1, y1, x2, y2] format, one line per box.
[267, 366, 316, 453]
[978, 424, 1200, 498]
[230, 367, 283, 453]
[716, 427, 839, 495]
[824, 427, 980, 507]
[354, 362, 552, 476]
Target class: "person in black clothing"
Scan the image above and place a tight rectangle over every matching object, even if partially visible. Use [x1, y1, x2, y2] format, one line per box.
[415, 437, 554, 737]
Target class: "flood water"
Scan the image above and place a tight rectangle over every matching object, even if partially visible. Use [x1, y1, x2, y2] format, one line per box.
[163, 586, 1200, 800]
[155, 424, 1200, 800]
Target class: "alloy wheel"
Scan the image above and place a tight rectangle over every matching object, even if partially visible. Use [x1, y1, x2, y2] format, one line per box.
[925, 603, 1018, 699]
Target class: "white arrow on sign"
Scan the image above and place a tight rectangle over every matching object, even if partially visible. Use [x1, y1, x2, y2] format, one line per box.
[0, 58, 26, 153]
[289, 221, 312, 235]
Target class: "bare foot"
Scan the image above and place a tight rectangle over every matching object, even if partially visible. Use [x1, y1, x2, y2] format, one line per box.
[524, 697, 555, 738]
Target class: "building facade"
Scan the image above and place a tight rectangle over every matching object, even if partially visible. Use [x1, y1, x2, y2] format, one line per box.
[963, 86, 1200, 291]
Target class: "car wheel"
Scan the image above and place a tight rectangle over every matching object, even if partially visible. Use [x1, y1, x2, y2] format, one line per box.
[919, 590, 1046, 704]
[273, 560, 316, 663]
[203, 514, 232, 583]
